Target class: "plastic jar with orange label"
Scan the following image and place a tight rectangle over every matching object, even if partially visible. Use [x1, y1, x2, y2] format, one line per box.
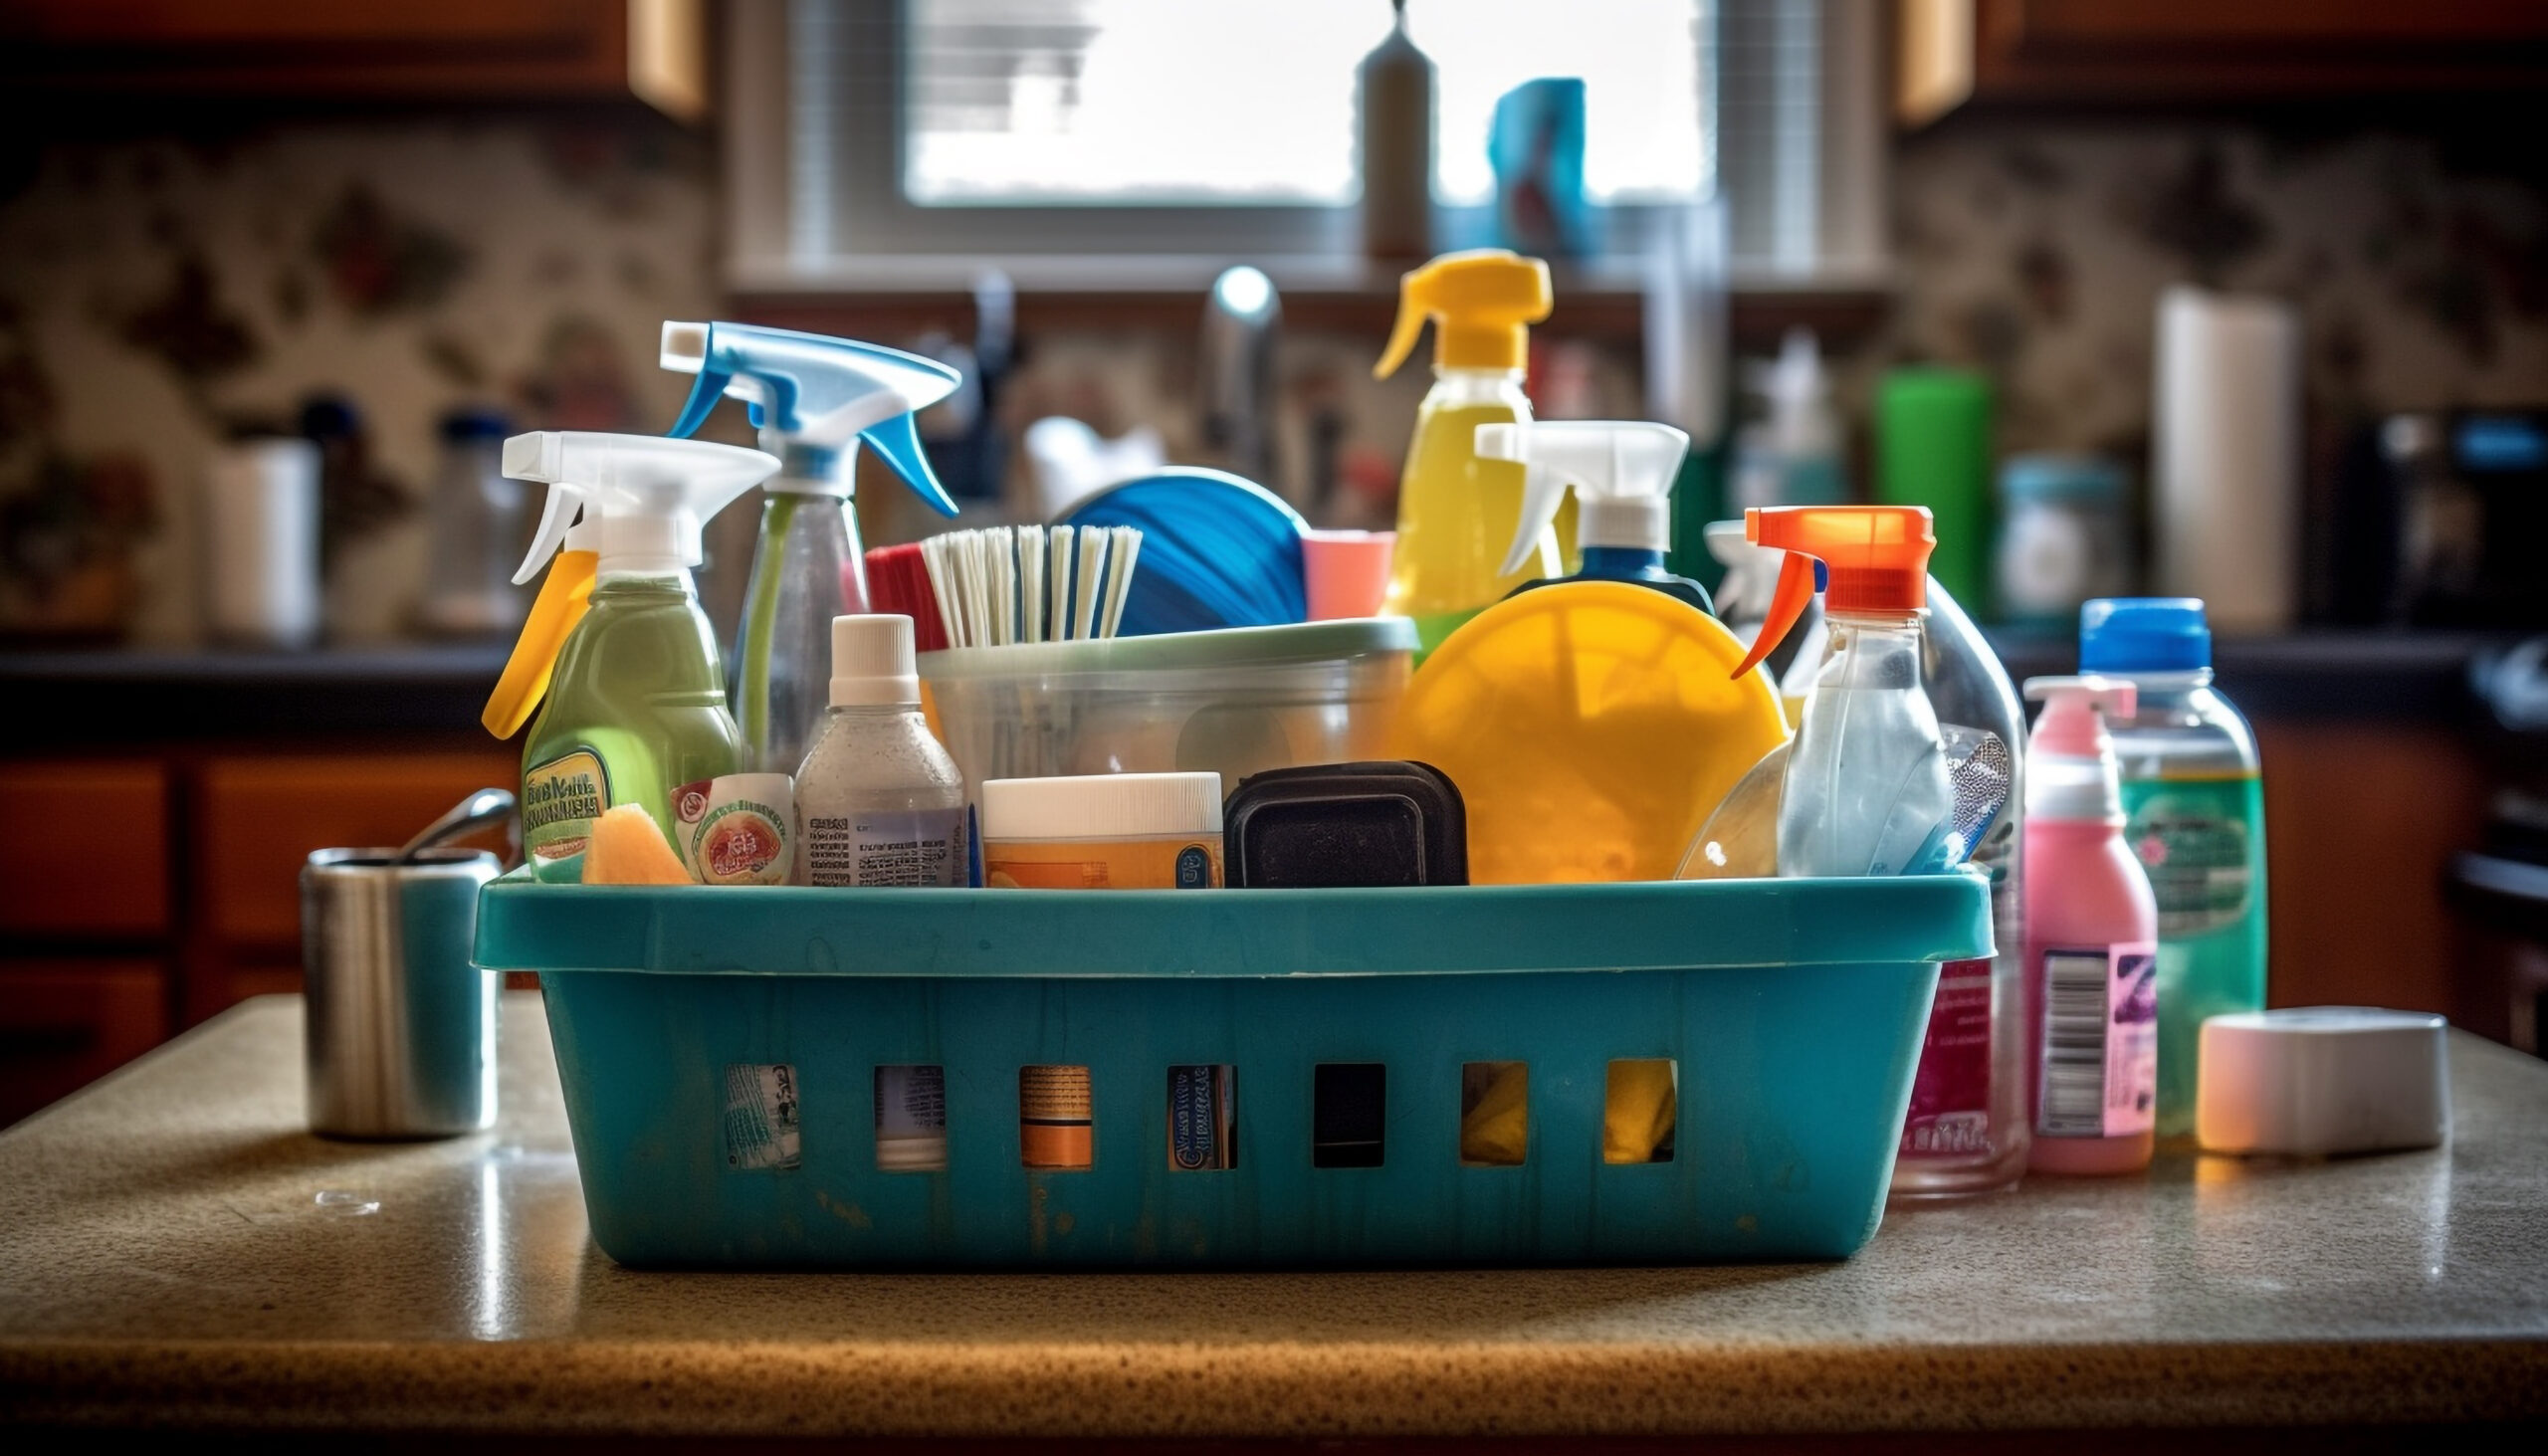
[979, 772, 1224, 890]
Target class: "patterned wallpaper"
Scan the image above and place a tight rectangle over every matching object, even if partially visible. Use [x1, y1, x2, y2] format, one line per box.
[2, 111, 2541, 645]
[0, 120, 717, 644]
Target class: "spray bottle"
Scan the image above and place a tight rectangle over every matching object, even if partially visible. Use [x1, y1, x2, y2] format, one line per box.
[1477, 419, 1714, 613]
[1372, 249, 1555, 656]
[1732, 328, 1845, 511]
[2019, 675, 2158, 1175]
[659, 321, 962, 774]
[1734, 505, 1950, 877]
[500, 431, 780, 881]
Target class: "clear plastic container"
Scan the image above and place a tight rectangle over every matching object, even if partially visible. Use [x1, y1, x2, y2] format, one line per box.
[919, 619, 1414, 789]
[416, 409, 526, 637]
[1893, 580, 2031, 1197]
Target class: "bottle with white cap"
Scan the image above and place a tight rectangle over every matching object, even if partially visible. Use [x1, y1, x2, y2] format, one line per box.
[792, 613, 969, 888]
[1477, 418, 1715, 613]
[503, 431, 780, 881]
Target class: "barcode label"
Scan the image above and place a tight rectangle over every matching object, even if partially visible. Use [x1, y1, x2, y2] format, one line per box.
[2038, 950, 2111, 1138]
[2036, 942, 2160, 1140]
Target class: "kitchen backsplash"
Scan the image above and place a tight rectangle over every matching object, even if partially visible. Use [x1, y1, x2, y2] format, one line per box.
[0, 120, 718, 645]
[1, 112, 2541, 645]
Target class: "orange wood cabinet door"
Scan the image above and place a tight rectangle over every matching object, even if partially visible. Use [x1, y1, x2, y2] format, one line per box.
[0, 0, 704, 118]
[2256, 721, 2491, 1015]
[0, 760, 169, 939]
[0, 959, 169, 1128]
[196, 751, 518, 948]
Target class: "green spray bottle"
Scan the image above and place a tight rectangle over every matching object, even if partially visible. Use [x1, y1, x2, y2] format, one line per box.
[505, 431, 779, 882]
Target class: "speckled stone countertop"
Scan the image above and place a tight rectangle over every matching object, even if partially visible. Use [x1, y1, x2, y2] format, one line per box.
[2, 994, 2542, 1439]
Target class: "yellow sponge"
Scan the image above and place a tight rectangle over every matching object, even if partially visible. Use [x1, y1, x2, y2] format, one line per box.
[1603, 1060, 1677, 1164]
[582, 803, 694, 886]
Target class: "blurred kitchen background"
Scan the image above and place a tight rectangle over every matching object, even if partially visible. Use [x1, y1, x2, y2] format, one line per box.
[1, 0, 2545, 1121]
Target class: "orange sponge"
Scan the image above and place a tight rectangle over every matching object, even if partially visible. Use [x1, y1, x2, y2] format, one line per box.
[582, 803, 694, 886]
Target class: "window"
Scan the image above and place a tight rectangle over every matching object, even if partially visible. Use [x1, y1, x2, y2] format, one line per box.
[725, 0, 1882, 286]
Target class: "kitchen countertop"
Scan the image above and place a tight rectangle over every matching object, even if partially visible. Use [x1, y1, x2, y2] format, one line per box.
[1, 995, 2543, 1441]
[0, 629, 2510, 749]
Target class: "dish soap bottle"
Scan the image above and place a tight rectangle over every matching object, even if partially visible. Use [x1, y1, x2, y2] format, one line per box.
[793, 614, 968, 887]
[502, 431, 779, 881]
[1476, 419, 1714, 613]
[2080, 597, 2266, 1141]
[1735, 506, 1951, 877]
[2020, 675, 2159, 1175]
[1372, 249, 1555, 657]
[659, 321, 963, 774]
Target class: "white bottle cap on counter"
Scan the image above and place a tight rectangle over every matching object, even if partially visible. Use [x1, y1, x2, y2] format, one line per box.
[980, 772, 1223, 842]
[2196, 1007, 2449, 1156]
[831, 613, 920, 706]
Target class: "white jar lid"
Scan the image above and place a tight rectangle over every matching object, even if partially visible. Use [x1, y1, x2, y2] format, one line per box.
[980, 772, 1224, 841]
[2196, 1007, 2450, 1156]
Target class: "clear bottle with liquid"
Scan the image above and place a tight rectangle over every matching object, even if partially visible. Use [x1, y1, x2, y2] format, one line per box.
[1893, 580, 2030, 1196]
[2080, 597, 2267, 1141]
[793, 614, 968, 888]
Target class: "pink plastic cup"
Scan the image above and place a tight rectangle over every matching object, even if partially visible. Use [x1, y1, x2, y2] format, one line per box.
[1301, 530, 1395, 621]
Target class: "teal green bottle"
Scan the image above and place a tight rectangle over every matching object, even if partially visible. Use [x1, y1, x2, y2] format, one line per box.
[2081, 598, 2268, 1140]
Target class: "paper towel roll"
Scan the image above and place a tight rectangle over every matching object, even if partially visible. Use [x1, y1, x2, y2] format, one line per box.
[203, 438, 321, 648]
[2153, 287, 2301, 633]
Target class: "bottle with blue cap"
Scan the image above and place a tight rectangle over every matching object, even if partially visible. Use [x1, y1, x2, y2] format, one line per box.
[2080, 597, 2268, 1140]
[659, 321, 963, 774]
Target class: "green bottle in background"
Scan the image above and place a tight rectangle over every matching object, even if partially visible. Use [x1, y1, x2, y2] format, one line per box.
[1876, 369, 1993, 613]
[2081, 598, 2269, 1139]
[499, 431, 779, 881]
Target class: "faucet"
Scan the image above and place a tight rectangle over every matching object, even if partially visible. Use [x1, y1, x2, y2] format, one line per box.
[1199, 265, 1280, 490]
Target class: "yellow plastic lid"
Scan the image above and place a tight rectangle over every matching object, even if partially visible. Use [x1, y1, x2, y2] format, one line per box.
[1386, 581, 1789, 884]
[1375, 249, 1554, 377]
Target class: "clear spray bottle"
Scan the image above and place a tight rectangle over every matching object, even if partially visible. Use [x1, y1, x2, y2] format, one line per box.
[1734, 506, 1953, 878]
[659, 321, 963, 774]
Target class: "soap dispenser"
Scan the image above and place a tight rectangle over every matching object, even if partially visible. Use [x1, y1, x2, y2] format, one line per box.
[2019, 674, 2159, 1175]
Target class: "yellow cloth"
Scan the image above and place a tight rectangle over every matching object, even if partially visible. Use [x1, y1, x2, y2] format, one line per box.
[1603, 1060, 1677, 1163]
[1459, 1063, 1530, 1165]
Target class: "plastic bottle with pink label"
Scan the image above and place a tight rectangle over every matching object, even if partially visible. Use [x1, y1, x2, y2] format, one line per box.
[2021, 675, 2159, 1175]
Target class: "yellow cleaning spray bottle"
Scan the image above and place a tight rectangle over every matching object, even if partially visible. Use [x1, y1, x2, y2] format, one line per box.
[1373, 249, 1556, 658]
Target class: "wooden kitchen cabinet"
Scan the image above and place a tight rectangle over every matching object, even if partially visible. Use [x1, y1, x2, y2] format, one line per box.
[0, 0, 706, 119]
[195, 750, 518, 950]
[0, 958, 168, 1128]
[0, 760, 169, 940]
[1900, 0, 2548, 124]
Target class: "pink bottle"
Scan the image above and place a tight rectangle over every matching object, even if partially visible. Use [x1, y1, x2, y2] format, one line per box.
[2021, 676, 2159, 1175]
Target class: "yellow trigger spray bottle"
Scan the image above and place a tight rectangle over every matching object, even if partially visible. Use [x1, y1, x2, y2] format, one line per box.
[1373, 249, 1556, 657]
[489, 431, 779, 881]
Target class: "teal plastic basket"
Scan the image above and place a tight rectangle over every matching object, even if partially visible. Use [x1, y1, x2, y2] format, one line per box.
[474, 872, 1989, 1268]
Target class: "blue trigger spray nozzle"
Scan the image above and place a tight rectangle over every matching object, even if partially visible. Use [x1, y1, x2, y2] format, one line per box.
[659, 319, 961, 513]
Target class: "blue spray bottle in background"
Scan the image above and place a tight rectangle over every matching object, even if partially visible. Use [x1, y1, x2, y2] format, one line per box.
[2081, 597, 2268, 1140]
[659, 321, 963, 774]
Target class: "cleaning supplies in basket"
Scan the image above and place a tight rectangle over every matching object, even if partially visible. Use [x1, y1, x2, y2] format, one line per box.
[2020, 675, 2158, 1175]
[1476, 419, 1714, 612]
[1373, 249, 1558, 657]
[794, 614, 969, 888]
[500, 431, 779, 882]
[658, 321, 964, 776]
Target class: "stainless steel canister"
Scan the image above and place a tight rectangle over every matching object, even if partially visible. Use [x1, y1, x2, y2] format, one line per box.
[302, 847, 502, 1139]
